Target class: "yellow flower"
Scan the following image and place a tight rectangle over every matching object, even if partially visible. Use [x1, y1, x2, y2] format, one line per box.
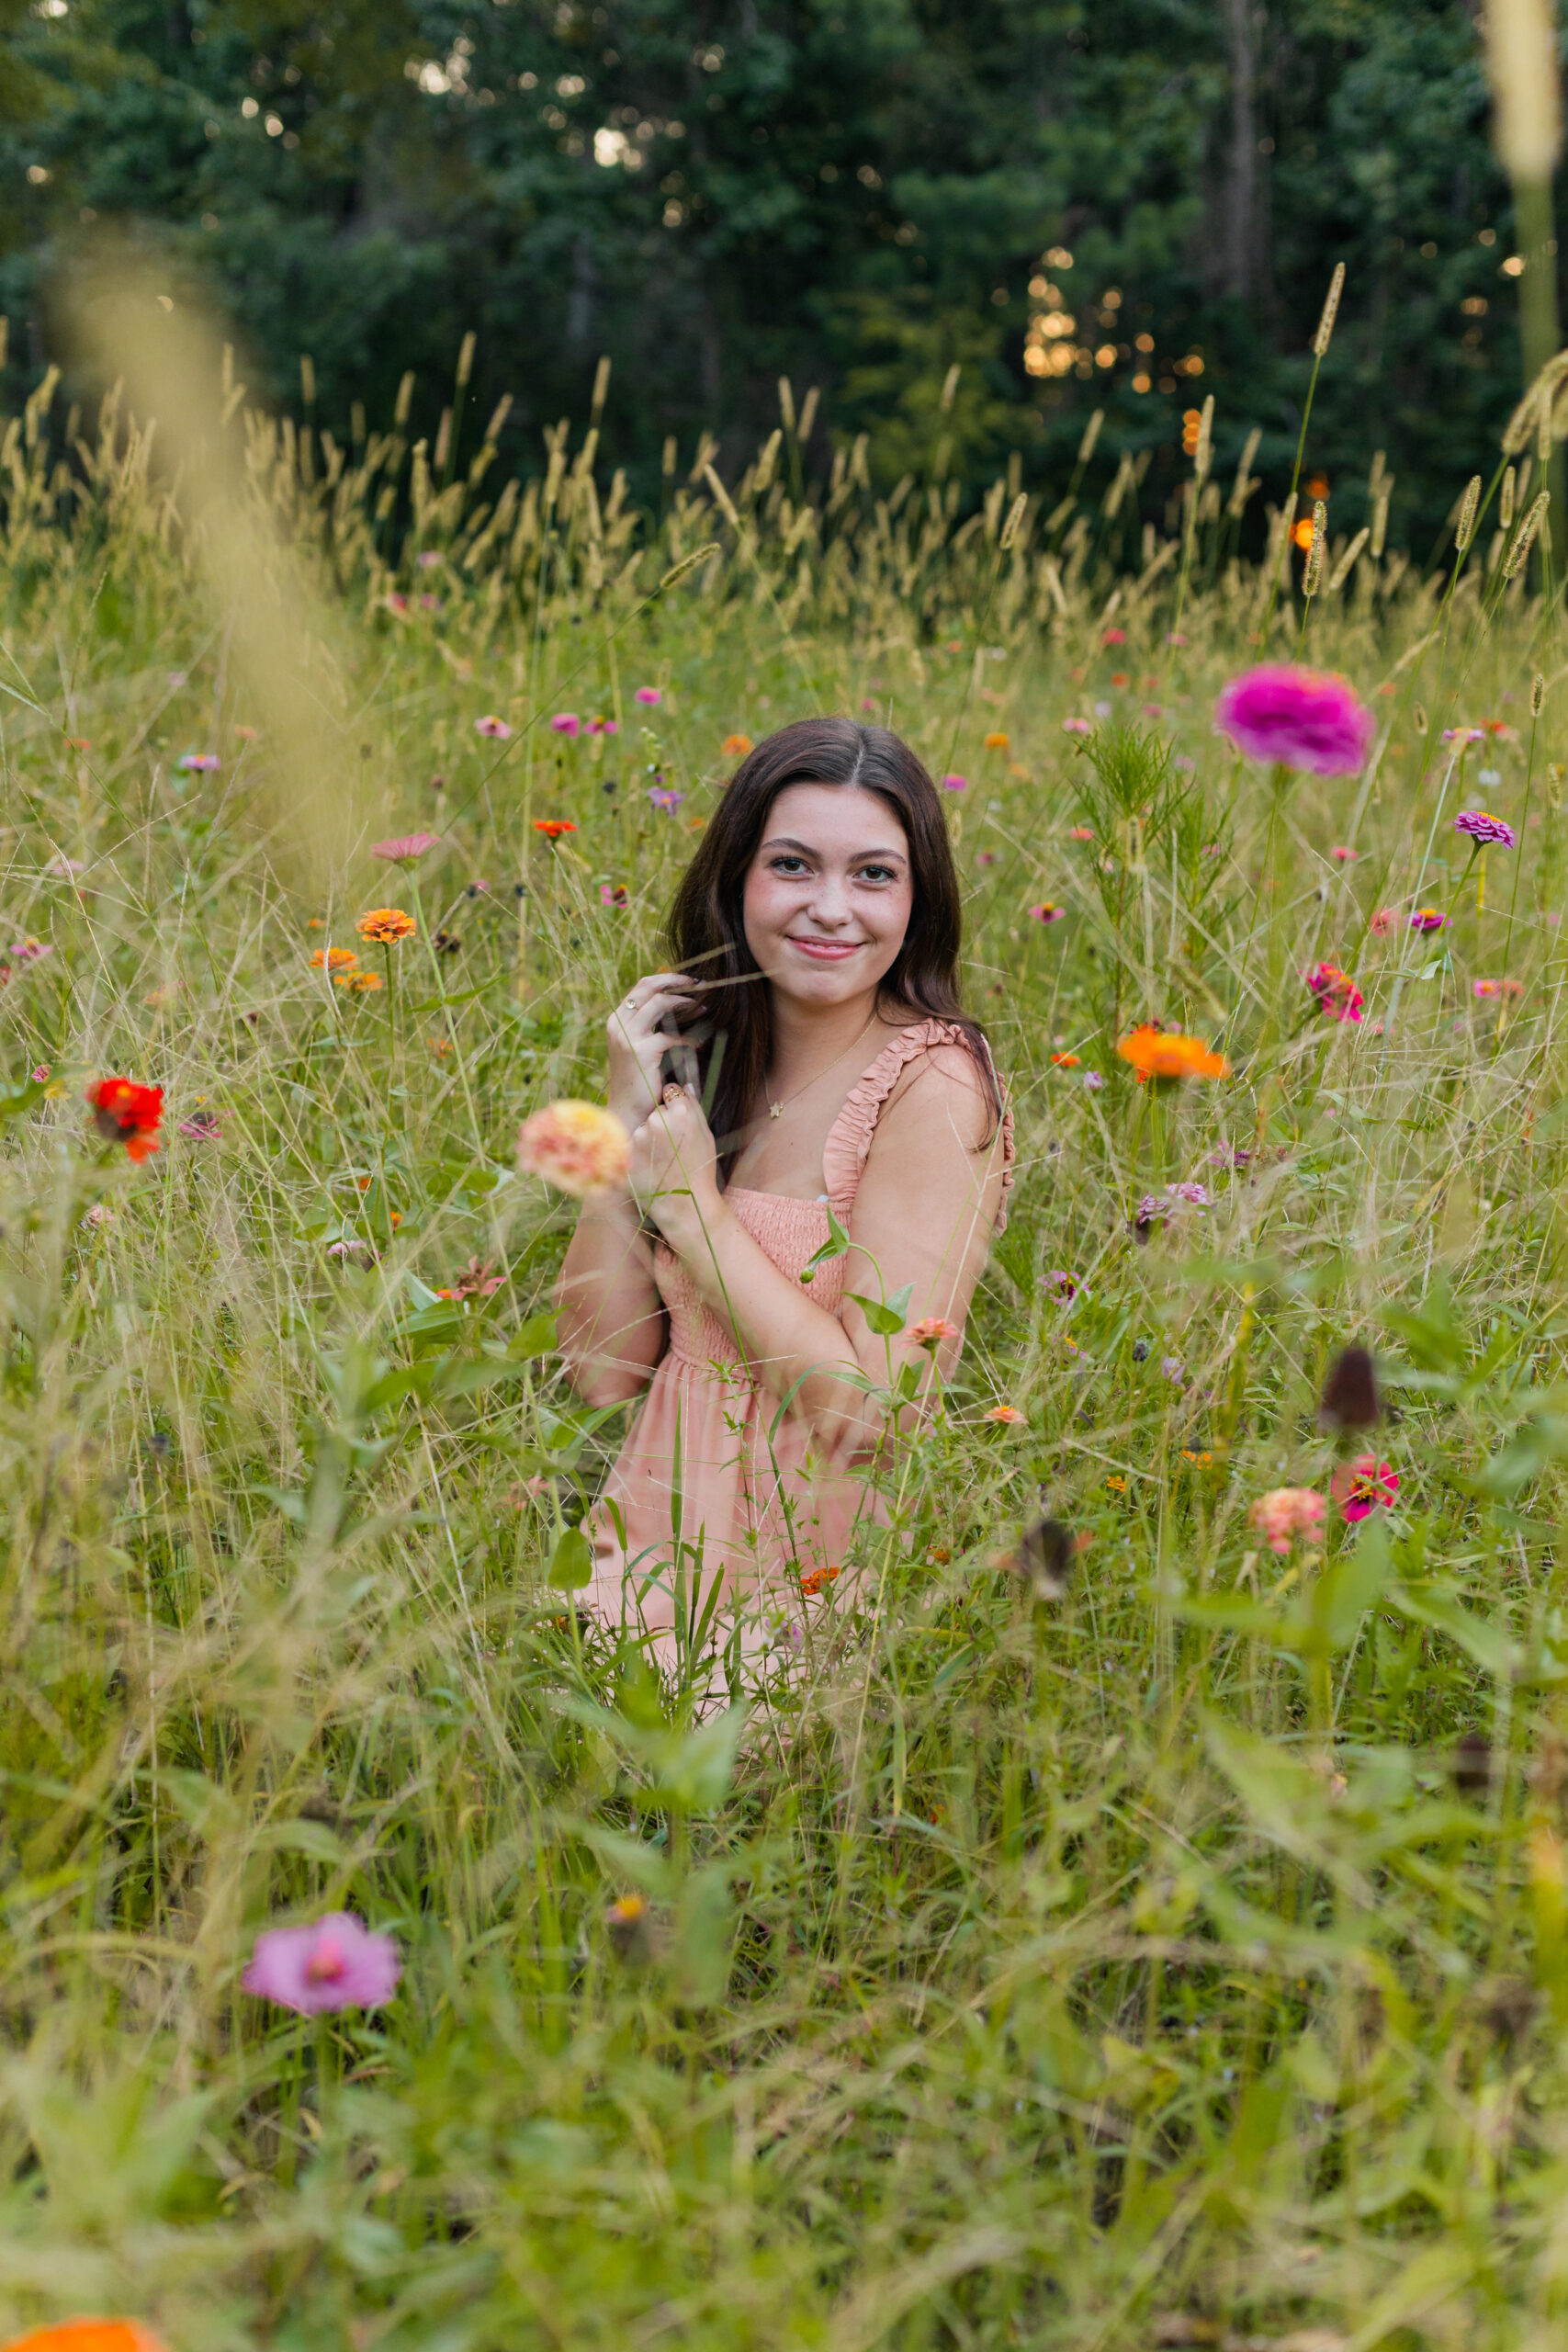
[355, 907, 417, 945]
[517, 1100, 631, 1197]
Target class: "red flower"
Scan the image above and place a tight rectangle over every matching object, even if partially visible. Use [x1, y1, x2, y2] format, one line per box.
[533, 820, 577, 840]
[1330, 1454, 1400, 1524]
[87, 1078, 164, 1162]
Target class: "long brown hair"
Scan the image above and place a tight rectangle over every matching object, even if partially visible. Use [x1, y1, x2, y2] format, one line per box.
[665, 718, 1001, 1172]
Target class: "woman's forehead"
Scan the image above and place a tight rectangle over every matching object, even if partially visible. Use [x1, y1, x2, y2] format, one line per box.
[761, 781, 908, 849]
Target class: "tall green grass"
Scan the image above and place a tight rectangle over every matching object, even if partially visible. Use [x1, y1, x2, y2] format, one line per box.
[1, 356, 1567, 2350]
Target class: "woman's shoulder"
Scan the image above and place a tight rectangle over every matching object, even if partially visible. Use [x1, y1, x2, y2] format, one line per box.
[880, 1020, 1004, 1141]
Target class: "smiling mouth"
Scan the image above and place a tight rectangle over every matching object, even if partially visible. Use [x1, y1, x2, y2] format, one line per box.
[787, 936, 862, 959]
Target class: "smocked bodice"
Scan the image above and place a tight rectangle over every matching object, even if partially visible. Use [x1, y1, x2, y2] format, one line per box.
[655, 1191, 840, 1372]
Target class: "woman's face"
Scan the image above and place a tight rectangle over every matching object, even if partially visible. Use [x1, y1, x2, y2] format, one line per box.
[741, 784, 914, 1009]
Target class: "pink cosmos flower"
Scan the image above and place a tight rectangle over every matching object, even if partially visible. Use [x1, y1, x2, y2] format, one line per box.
[48, 854, 85, 878]
[1441, 726, 1485, 746]
[1331, 845, 1357, 862]
[1102, 628, 1127, 646]
[551, 713, 581, 738]
[1453, 808, 1517, 847]
[475, 715, 513, 740]
[589, 717, 619, 736]
[600, 882, 629, 908]
[1214, 664, 1375, 776]
[177, 753, 220, 774]
[371, 832, 438, 865]
[1331, 1454, 1400, 1524]
[648, 785, 684, 813]
[1473, 977, 1524, 1000]
[9, 938, 51, 965]
[942, 773, 968, 792]
[1248, 1487, 1326, 1555]
[975, 851, 998, 866]
[1068, 824, 1094, 841]
[178, 1110, 221, 1139]
[1062, 717, 1091, 736]
[242, 1912, 400, 2014]
[1028, 902, 1067, 923]
[635, 686, 662, 706]
[1041, 1269, 1078, 1301]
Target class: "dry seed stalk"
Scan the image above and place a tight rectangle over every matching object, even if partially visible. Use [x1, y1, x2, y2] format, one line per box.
[1504, 489, 1551, 576]
[1327, 526, 1370, 594]
[1455, 474, 1482, 551]
[1371, 491, 1390, 559]
[999, 492, 1029, 550]
[1303, 500, 1327, 594]
[1533, 672, 1548, 714]
[1077, 410, 1104, 465]
[1314, 263, 1346, 356]
[1503, 465, 1517, 527]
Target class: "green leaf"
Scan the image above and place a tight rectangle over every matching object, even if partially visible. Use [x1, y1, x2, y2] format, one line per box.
[849, 1291, 907, 1338]
[547, 1525, 593, 1589]
[802, 1206, 852, 1273]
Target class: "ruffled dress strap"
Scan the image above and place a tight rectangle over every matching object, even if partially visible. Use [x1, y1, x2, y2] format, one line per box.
[822, 1018, 1015, 1232]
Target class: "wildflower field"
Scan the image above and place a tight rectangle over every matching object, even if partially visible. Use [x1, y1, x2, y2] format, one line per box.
[7, 313, 1568, 2352]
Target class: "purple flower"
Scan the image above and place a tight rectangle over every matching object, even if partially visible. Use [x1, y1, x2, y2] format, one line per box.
[1453, 808, 1517, 848]
[1082, 1070, 1105, 1091]
[1042, 1269, 1078, 1302]
[635, 686, 662, 707]
[1094, 700, 1112, 718]
[1214, 665, 1374, 777]
[1134, 1193, 1168, 1232]
[1209, 1145, 1252, 1170]
[242, 1912, 400, 2014]
[942, 773, 968, 792]
[648, 785, 684, 814]
[551, 713, 581, 738]
[1409, 908, 1448, 933]
[1167, 1181, 1211, 1206]
[1160, 1355, 1185, 1384]
[177, 752, 220, 774]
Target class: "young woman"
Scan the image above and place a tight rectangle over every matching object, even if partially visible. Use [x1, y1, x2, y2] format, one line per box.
[556, 718, 1014, 1668]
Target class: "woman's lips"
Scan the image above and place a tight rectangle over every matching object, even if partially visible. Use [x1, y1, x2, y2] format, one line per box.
[787, 936, 861, 960]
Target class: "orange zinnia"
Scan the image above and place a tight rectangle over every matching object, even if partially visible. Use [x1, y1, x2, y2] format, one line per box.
[532, 820, 577, 840]
[984, 730, 1010, 751]
[722, 734, 753, 757]
[355, 907, 416, 945]
[310, 946, 357, 972]
[1115, 1025, 1230, 1082]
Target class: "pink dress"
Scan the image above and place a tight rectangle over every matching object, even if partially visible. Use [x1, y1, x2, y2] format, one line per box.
[585, 1020, 1014, 1665]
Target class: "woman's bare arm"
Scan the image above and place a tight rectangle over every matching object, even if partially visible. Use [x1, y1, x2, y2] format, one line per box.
[635, 1047, 1005, 1460]
[556, 1190, 666, 1407]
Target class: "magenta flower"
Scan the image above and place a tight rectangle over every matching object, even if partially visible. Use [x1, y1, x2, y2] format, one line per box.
[475, 715, 513, 740]
[600, 882, 629, 908]
[1453, 808, 1517, 848]
[551, 713, 581, 738]
[1331, 845, 1357, 863]
[178, 1109, 221, 1139]
[648, 785, 684, 813]
[1214, 665, 1374, 776]
[1304, 962, 1364, 1023]
[1028, 902, 1067, 923]
[1062, 716, 1091, 736]
[589, 716, 619, 736]
[942, 773, 968, 792]
[1330, 1454, 1400, 1524]
[371, 832, 438, 866]
[1042, 1269, 1078, 1301]
[1441, 726, 1485, 746]
[8, 938, 51, 965]
[1409, 908, 1447, 933]
[1167, 1181, 1211, 1206]
[177, 752, 220, 774]
[635, 685, 662, 707]
[242, 1911, 400, 2013]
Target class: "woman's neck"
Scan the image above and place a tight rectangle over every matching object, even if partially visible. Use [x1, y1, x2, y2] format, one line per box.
[766, 988, 898, 1081]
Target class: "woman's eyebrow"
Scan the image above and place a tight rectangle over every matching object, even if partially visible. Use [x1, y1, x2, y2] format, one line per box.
[760, 835, 907, 861]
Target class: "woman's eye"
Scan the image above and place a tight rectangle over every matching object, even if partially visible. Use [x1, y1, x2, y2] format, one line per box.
[858, 865, 897, 883]
[769, 856, 807, 875]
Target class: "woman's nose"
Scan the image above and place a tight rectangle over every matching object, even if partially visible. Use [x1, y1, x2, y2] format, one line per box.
[806, 873, 852, 925]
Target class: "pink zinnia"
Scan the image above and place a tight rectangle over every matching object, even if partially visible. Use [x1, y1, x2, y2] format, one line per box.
[475, 715, 513, 740]
[1331, 845, 1357, 862]
[1453, 808, 1517, 848]
[1370, 908, 1395, 935]
[1062, 717, 1091, 736]
[1214, 665, 1374, 776]
[371, 831, 438, 865]
[1248, 1487, 1326, 1555]
[942, 773, 968, 792]
[1331, 1454, 1400, 1524]
[551, 713, 581, 738]
[1304, 961, 1364, 1023]
[635, 686, 662, 706]
[242, 1912, 400, 2014]
[1409, 908, 1447, 933]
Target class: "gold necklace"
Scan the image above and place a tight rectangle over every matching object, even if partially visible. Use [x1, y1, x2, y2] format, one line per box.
[766, 1009, 883, 1120]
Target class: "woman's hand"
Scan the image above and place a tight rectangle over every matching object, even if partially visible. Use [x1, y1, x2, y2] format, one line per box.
[605, 971, 703, 1131]
[628, 1085, 721, 1246]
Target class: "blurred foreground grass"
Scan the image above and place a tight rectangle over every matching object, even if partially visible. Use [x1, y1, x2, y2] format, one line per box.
[2, 345, 1568, 2349]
